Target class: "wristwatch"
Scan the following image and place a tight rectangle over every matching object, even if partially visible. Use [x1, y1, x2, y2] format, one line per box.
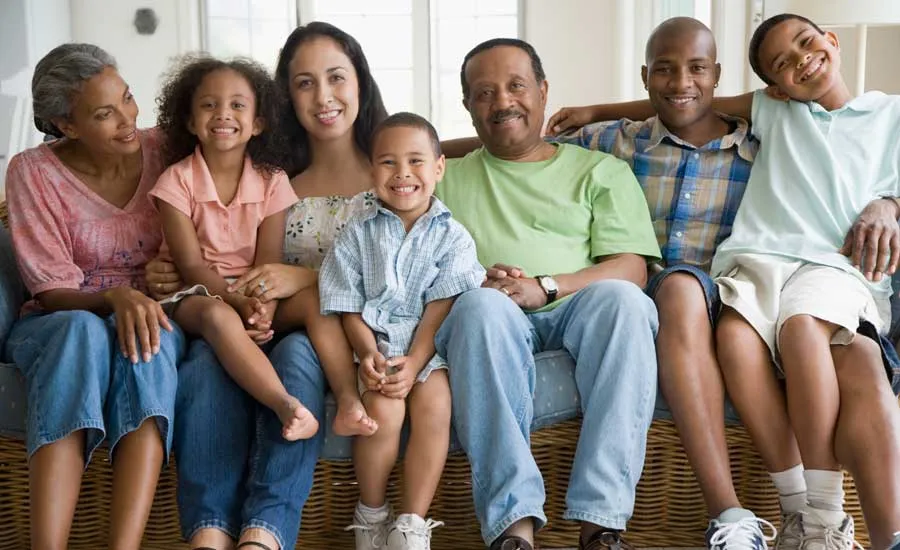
[535, 275, 559, 304]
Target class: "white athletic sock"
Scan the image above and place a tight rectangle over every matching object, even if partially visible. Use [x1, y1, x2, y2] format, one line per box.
[803, 469, 845, 527]
[770, 464, 807, 514]
[356, 501, 390, 524]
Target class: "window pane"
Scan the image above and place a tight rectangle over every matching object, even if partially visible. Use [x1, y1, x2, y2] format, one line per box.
[324, 15, 413, 69]
[251, 18, 292, 69]
[436, 0, 476, 18]
[315, 0, 411, 16]
[373, 69, 415, 114]
[437, 72, 472, 139]
[249, 0, 293, 20]
[476, 0, 517, 16]
[436, 17, 480, 70]
[207, 17, 252, 58]
[475, 15, 517, 39]
[206, 0, 248, 18]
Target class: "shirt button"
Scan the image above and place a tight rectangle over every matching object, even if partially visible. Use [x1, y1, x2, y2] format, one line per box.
[684, 193, 691, 199]
[693, 153, 700, 159]
[675, 231, 684, 237]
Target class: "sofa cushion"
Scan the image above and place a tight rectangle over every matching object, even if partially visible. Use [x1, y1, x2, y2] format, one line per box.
[319, 350, 744, 460]
[0, 224, 24, 351]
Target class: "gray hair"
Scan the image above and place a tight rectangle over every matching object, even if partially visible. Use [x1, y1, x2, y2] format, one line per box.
[32, 43, 117, 138]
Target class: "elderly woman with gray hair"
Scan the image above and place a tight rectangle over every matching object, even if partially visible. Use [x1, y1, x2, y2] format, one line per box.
[2, 43, 183, 549]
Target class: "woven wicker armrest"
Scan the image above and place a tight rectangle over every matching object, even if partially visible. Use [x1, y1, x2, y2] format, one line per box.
[0, 201, 7, 228]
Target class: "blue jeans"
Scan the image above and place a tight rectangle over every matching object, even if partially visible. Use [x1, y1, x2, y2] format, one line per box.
[174, 331, 326, 550]
[4, 310, 183, 461]
[435, 281, 659, 544]
[646, 264, 719, 325]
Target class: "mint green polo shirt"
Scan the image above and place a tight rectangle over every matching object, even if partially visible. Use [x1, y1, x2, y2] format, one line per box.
[711, 89, 900, 305]
[436, 143, 660, 310]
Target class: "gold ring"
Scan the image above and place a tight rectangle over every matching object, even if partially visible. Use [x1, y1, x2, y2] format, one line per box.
[500, 287, 510, 296]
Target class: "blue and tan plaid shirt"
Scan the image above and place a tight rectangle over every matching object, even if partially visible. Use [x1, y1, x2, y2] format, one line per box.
[319, 197, 485, 369]
[552, 115, 758, 272]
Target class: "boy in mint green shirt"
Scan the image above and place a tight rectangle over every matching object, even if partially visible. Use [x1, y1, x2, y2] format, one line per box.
[709, 13, 900, 550]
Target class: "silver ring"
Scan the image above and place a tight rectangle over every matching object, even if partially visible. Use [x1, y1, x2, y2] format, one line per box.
[258, 280, 267, 292]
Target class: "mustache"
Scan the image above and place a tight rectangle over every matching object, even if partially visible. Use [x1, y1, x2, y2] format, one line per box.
[490, 109, 523, 123]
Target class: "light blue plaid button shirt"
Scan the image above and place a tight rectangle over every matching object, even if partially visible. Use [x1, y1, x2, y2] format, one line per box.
[319, 197, 485, 369]
[552, 115, 758, 272]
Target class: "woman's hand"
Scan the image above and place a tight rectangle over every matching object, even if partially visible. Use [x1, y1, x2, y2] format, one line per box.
[145, 256, 183, 299]
[227, 263, 317, 302]
[104, 287, 173, 364]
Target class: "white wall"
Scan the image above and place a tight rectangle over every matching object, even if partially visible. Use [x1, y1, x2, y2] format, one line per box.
[70, 0, 200, 129]
[524, 0, 759, 118]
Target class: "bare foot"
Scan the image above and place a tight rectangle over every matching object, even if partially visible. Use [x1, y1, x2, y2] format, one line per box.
[332, 396, 378, 436]
[239, 527, 280, 550]
[278, 396, 319, 441]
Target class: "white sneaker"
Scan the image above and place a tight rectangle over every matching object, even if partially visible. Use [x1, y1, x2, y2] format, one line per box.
[706, 508, 777, 550]
[345, 503, 393, 550]
[385, 513, 444, 550]
[800, 511, 862, 550]
[775, 512, 804, 550]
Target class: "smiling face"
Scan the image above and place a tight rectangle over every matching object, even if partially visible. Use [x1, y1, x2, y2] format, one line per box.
[288, 36, 360, 143]
[371, 125, 445, 227]
[55, 66, 140, 155]
[758, 18, 841, 102]
[188, 68, 262, 156]
[642, 26, 720, 134]
[462, 45, 547, 157]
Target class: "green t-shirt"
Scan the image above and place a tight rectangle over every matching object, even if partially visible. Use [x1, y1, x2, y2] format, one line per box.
[436, 143, 660, 309]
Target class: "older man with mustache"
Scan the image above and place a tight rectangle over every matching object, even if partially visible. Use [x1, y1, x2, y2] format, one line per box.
[433, 38, 662, 550]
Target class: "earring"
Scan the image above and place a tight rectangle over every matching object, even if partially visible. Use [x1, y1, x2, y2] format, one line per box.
[644, 84, 649, 90]
[714, 82, 719, 88]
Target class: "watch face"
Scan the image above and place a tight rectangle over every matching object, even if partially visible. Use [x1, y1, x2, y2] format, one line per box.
[540, 276, 558, 293]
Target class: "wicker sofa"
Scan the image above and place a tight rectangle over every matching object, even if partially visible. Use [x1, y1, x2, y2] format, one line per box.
[0, 201, 871, 550]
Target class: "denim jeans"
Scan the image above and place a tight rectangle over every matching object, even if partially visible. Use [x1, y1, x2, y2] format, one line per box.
[174, 331, 326, 550]
[4, 310, 184, 461]
[435, 281, 659, 544]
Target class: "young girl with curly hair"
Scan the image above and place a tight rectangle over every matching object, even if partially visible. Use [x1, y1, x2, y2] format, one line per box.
[150, 56, 318, 441]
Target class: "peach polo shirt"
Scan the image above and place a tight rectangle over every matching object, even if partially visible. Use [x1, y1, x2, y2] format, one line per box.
[148, 148, 298, 278]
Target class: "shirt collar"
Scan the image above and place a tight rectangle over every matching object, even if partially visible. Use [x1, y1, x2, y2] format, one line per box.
[190, 146, 266, 205]
[807, 91, 884, 114]
[645, 114, 756, 163]
[366, 196, 451, 225]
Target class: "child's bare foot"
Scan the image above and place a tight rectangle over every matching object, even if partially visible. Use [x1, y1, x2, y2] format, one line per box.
[333, 396, 378, 436]
[278, 396, 319, 441]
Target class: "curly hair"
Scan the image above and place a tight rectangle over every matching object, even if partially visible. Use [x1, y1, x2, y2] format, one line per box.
[156, 55, 291, 176]
[274, 21, 388, 177]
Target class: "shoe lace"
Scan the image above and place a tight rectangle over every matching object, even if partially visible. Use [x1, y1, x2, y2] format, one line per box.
[803, 522, 863, 550]
[394, 518, 445, 537]
[394, 518, 444, 549]
[776, 513, 804, 550]
[345, 520, 389, 548]
[709, 517, 778, 550]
